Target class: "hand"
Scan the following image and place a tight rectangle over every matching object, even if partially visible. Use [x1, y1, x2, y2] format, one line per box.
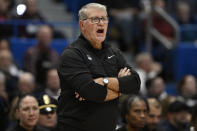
[94, 77, 104, 86]
[75, 92, 85, 101]
[118, 67, 131, 78]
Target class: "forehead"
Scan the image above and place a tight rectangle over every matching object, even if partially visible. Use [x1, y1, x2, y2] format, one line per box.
[20, 96, 38, 108]
[86, 7, 107, 17]
[149, 105, 161, 114]
[131, 100, 147, 110]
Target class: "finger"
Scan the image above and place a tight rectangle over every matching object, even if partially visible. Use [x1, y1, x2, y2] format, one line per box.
[79, 97, 83, 101]
[75, 93, 79, 98]
[125, 69, 130, 74]
[127, 72, 131, 75]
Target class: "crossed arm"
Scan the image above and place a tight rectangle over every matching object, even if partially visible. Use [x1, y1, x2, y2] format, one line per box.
[76, 67, 131, 101]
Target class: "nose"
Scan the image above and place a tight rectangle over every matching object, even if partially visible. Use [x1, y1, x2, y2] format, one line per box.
[140, 112, 146, 118]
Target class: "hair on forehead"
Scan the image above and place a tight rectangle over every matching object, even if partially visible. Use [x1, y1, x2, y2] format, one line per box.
[16, 93, 37, 109]
[78, 3, 107, 20]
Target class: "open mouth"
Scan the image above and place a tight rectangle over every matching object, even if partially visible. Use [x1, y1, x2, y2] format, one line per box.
[97, 29, 104, 34]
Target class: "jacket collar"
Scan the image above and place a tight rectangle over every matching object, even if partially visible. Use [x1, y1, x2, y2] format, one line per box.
[79, 34, 110, 52]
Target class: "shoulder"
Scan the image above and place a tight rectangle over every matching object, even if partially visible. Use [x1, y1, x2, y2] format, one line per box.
[25, 46, 37, 55]
[35, 125, 50, 131]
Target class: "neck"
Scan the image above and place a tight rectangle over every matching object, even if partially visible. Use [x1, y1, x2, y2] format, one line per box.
[20, 122, 34, 131]
[127, 124, 140, 131]
[90, 41, 102, 49]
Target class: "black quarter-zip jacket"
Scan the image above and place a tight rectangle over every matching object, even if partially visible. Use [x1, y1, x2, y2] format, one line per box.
[57, 35, 141, 131]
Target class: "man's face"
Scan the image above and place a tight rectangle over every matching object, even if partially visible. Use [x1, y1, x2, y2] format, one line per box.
[79, 8, 108, 48]
[38, 111, 57, 128]
[126, 100, 148, 128]
[37, 26, 52, 47]
[173, 111, 191, 129]
[47, 69, 60, 90]
[146, 105, 161, 130]
[17, 96, 39, 129]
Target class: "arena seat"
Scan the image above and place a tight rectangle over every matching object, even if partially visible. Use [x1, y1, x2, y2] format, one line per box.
[173, 42, 197, 81]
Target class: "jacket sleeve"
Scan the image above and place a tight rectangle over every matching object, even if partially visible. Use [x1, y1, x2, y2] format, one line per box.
[114, 48, 141, 94]
[58, 48, 107, 103]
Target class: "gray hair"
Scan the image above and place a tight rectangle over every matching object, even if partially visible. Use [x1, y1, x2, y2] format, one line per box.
[78, 3, 107, 20]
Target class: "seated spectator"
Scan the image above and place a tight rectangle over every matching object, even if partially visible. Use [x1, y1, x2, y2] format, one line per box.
[44, 68, 60, 100]
[37, 94, 58, 130]
[144, 98, 162, 131]
[175, 1, 197, 41]
[145, 76, 168, 101]
[0, 39, 10, 51]
[23, 25, 59, 87]
[8, 94, 48, 131]
[176, 75, 197, 108]
[117, 95, 149, 131]
[0, 50, 21, 102]
[18, 72, 36, 94]
[135, 52, 162, 95]
[159, 100, 191, 131]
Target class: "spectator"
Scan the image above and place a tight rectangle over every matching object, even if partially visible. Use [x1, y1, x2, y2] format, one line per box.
[175, 1, 197, 41]
[145, 76, 168, 101]
[144, 98, 162, 131]
[7, 94, 47, 131]
[0, 39, 10, 51]
[117, 95, 149, 131]
[135, 52, 162, 95]
[37, 94, 58, 131]
[0, 50, 21, 102]
[23, 25, 59, 87]
[176, 75, 197, 108]
[44, 68, 60, 100]
[18, 72, 36, 94]
[159, 100, 191, 131]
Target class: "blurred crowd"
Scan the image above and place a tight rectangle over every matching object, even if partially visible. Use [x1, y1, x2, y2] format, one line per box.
[0, 0, 197, 131]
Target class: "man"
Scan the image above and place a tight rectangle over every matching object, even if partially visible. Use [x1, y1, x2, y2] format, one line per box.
[57, 3, 141, 131]
[18, 72, 36, 94]
[159, 100, 191, 131]
[24, 25, 59, 86]
[45, 68, 60, 100]
[144, 98, 162, 131]
[37, 94, 58, 131]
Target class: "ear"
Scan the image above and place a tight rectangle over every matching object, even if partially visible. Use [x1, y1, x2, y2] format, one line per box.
[79, 20, 85, 30]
